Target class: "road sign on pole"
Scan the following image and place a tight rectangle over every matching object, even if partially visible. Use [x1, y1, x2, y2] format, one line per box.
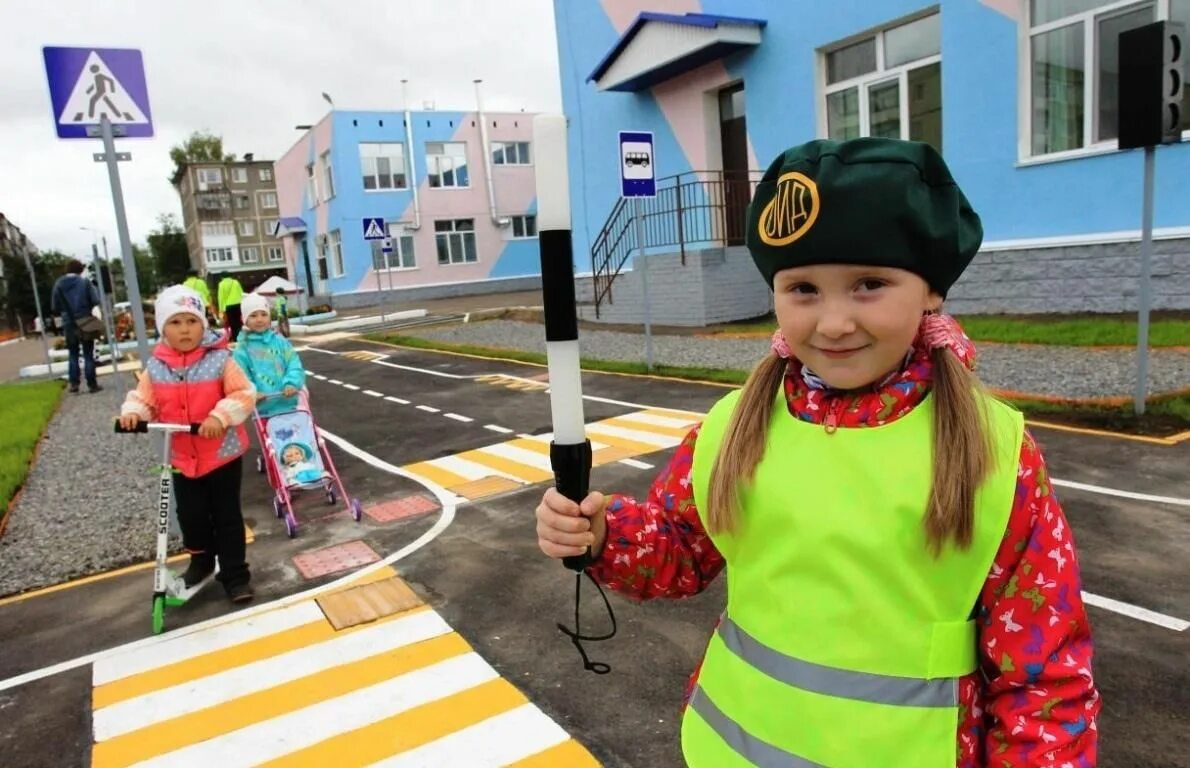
[619, 131, 656, 371]
[42, 47, 153, 139]
[362, 218, 386, 240]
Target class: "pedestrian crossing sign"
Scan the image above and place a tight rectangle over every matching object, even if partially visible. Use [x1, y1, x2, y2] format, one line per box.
[43, 47, 153, 139]
[362, 217, 386, 240]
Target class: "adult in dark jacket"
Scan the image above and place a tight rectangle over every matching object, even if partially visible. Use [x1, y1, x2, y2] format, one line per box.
[51, 259, 102, 393]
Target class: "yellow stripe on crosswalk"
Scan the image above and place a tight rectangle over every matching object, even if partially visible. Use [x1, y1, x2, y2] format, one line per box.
[511, 738, 604, 767]
[583, 425, 663, 454]
[404, 460, 471, 490]
[508, 437, 550, 456]
[461, 449, 553, 483]
[642, 407, 704, 423]
[603, 416, 691, 439]
[259, 677, 526, 768]
[92, 632, 471, 768]
[92, 604, 430, 710]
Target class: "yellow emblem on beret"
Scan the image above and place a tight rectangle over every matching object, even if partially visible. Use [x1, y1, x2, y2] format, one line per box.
[757, 171, 820, 247]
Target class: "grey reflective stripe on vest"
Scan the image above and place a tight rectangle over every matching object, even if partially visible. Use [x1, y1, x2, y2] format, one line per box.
[719, 617, 958, 708]
[688, 685, 825, 768]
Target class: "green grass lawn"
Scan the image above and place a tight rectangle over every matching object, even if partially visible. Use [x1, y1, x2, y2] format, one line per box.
[0, 381, 65, 518]
[709, 314, 1190, 347]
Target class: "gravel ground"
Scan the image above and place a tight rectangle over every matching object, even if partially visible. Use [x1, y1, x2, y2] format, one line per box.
[0, 383, 166, 597]
[405, 319, 1190, 399]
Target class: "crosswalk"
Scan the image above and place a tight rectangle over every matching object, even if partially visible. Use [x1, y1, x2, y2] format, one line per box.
[404, 408, 700, 501]
[90, 568, 600, 767]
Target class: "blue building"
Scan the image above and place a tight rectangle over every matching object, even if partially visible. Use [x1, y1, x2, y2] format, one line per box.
[275, 107, 542, 307]
[553, 1, 1190, 323]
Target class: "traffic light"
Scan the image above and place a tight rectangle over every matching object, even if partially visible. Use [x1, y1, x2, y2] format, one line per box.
[1118, 20, 1185, 149]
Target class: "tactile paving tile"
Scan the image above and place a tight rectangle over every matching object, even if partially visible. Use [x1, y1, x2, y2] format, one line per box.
[364, 494, 440, 523]
[316, 576, 424, 631]
[292, 540, 381, 580]
[450, 475, 524, 500]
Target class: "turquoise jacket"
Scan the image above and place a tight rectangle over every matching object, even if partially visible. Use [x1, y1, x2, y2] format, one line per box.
[233, 326, 305, 417]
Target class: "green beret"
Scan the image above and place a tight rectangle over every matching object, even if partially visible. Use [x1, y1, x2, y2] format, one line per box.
[745, 138, 982, 297]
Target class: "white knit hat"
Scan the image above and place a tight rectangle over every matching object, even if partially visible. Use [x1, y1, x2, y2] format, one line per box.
[241, 292, 270, 318]
[154, 285, 207, 336]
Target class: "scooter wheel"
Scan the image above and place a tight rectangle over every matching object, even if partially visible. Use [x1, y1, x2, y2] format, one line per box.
[351, 498, 363, 522]
[285, 516, 297, 538]
[152, 595, 165, 635]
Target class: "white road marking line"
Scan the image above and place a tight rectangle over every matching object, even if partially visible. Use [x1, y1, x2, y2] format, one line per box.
[343, 384, 361, 391]
[621, 411, 701, 428]
[375, 360, 472, 379]
[131, 654, 498, 767]
[369, 703, 571, 768]
[93, 602, 326, 686]
[519, 432, 610, 451]
[328, 379, 343, 385]
[619, 458, 655, 470]
[1052, 479, 1190, 508]
[478, 443, 554, 473]
[444, 413, 473, 423]
[1082, 592, 1188, 631]
[364, 390, 384, 398]
[586, 422, 676, 448]
[301, 347, 339, 356]
[93, 611, 453, 741]
[384, 396, 410, 405]
[312, 374, 328, 381]
[484, 424, 514, 435]
[416, 405, 440, 413]
[0, 430, 458, 694]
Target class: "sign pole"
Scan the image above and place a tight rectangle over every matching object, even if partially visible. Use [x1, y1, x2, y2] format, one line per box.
[635, 198, 653, 371]
[1134, 145, 1155, 416]
[90, 241, 124, 392]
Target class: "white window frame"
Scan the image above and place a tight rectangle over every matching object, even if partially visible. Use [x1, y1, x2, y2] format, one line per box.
[231, 168, 248, 184]
[305, 163, 319, 207]
[492, 141, 532, 165]
[258, 191, 278, 210]
[818, 11, 942, 146]
[262, 219, 279, 237]
[234, 194, 251, 210]
[359, 142, 409, 191]
[204, 247, 235, 265]
[508, 214, 538, 239]
[259, 168, 273, 182]
[266, 245, 285, 263]
[426, 142, 470, 189]
[237, 220, 256, 237]
[329, 230, 344, 277]
[434, 219, 478, 264]
[1018, 0, 1189, 163]
[371, 223, 417, 270]
[321, 151, 335, 200]
[200, 221, 234, 238]
[241, 246, 260, 263]
[196, 167, 223, 190]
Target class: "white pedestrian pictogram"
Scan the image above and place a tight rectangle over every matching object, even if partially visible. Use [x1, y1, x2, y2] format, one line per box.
[57, 51, 148, 125]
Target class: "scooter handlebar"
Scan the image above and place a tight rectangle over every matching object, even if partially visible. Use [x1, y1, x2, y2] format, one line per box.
[113, 421, 201, 435]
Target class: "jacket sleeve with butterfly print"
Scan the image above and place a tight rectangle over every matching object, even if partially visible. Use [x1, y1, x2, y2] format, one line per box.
[587, 426, 1100, 766]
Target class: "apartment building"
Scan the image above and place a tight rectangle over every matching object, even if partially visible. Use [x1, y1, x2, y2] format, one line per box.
[0, 212, 39, 330]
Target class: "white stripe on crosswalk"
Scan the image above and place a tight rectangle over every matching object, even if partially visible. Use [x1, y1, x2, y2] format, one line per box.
[432, 454, 525, 483]
[586, 422, 677, 448]
[478, 443, 554, 473]
[368, 703, 571, 768]
[93, 610, 451, 742]
[131, 654, 498, 767]
[92, 602, 326, 686]
[620, 411, 700, 429]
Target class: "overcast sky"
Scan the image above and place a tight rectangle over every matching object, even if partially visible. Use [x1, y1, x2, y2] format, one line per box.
[0, 0, 562, 260]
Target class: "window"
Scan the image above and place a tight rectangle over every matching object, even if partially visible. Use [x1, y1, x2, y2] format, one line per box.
[1026, 0, 1188, 156]
[204, 247, 234, 265]
[200, 221, 234, 238]
[370, 224, 417, 270]
[329, 231, 344, 276]
[321, 151, 336, 199]
[359, 143, 407, 190]
[509, 214, 537, 238]
[426, 142, 469, 188]
[492, 141, 531, 165]
[196, 168, 223, 188]
[197, 195, 227, 210]
[306, 163, 318, 206]
[822, 13, 942, 151]
[234, 194, 251, 210]
[434, 219, 478, 264]
[237, 220, 255, 236]
[258, 191, 278, 209]
[262, 219, 279, 237]
[231, 168, 248, 184]
[259, 168, 273, 182]
[241, 246, 260, 263]
[267, 246, 285, 263]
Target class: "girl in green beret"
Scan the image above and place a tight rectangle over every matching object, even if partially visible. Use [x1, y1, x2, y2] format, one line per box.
[535, 138, 1100, 766]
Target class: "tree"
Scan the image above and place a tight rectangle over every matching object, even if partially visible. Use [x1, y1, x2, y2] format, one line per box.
[0, 249, 70, 328]
[109, 244, 161, 300]
[169, 131, 234, 181]
[147, 213, 191, 288]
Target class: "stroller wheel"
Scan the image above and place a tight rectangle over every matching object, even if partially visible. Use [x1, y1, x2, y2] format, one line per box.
[326, 488, 337, 506]
[351, 498, 363, 522]
[273, 497, 285, 519]
[284, 515, 297, 538]
[256, 454, 265, 474]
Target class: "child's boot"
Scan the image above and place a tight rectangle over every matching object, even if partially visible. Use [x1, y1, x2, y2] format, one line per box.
[181, 552, 216, 588]
[226, 580, 254, 603]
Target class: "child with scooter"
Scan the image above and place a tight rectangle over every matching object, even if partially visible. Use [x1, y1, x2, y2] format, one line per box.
[118, 284, 258, 604]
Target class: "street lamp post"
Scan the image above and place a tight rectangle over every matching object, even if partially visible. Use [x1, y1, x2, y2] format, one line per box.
[81, 226, 124, 392]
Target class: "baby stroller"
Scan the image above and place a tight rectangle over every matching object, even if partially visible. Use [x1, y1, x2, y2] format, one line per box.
[251, 390, 362, 537]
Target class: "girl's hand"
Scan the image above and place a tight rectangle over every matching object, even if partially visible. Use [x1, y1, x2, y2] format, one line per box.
[282, 386, 298, 397]
[198, 416, 225, 439]
[536, 488, 607, 560]
[118, 413, 140, 431]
